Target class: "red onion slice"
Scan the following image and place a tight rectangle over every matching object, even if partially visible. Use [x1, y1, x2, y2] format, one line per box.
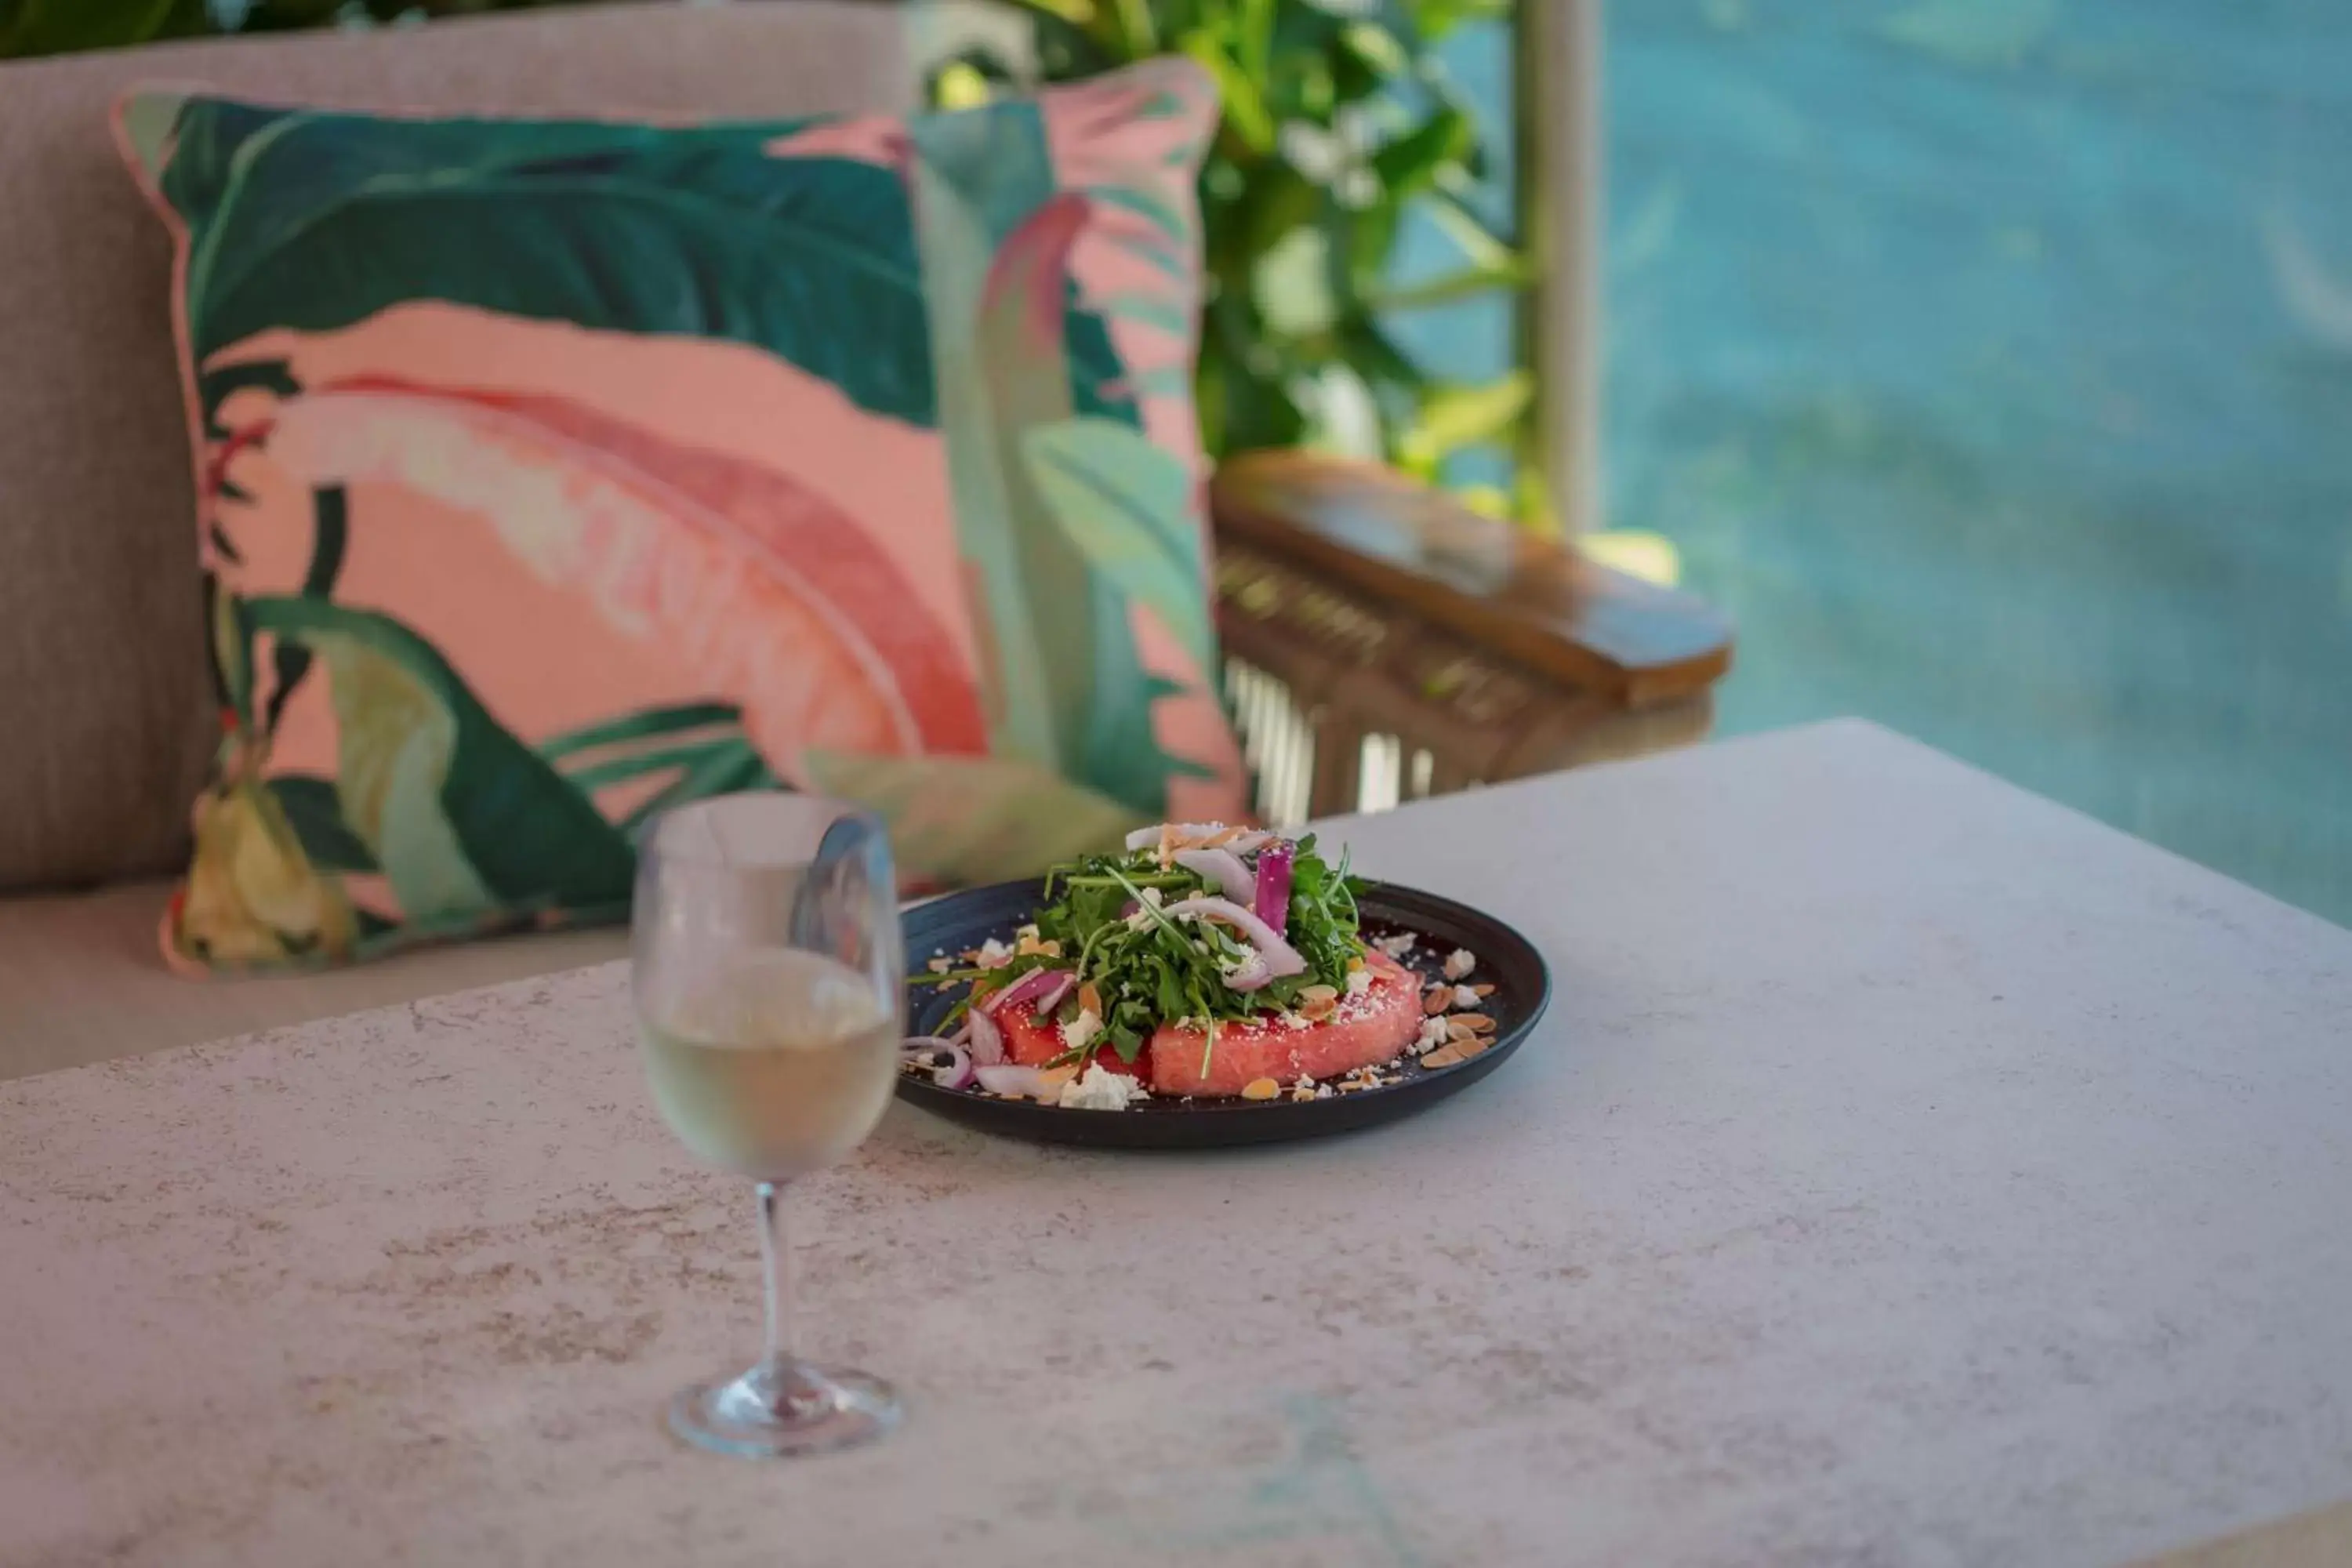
[983, 966, 1073, 1018]
[1035, 972, 1076, 1017]
[1253, 838, 1296, 937]
[966, 1004, 1005, 1065]
[1160, 895, 1308, 983]
[975, 1063, 1059, 1099]
[1123, 823, 1274, 855]
[1124, 822, 1203, 851]
[901, 1038, 974, 1091]
[1222, 953, 1276, 992]
[1174, 846, 1255, 906]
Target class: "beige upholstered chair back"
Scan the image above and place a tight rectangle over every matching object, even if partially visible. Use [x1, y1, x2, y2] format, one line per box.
[0, 2, 913, 893]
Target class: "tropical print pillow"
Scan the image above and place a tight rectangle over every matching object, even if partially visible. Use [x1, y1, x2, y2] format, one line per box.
[115, 61, 1243, 973]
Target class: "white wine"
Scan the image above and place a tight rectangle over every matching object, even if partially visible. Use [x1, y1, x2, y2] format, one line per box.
[639, 948, 898, 1180]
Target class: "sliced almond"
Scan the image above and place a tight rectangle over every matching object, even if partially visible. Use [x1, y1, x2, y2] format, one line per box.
[1421, 1044, 1468, 1069]
[1423, 988, 1453, 1016]
[1077, 981, 1102, 1018]
[1300, 998, 1337, 1022]
[927, 956, 952, 974]
[1240, 1077, 1281, 1101]
[1345, 955, 1366, 974]
[1471, 983, 1496, 998]
[1456, 1012, 1496, 1033]
[1445, 1018, 1480, 1044]
[1300, 984, 1339, 1005]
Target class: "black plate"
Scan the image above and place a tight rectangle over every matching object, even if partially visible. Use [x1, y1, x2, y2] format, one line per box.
[896, 879, 1550, 1149]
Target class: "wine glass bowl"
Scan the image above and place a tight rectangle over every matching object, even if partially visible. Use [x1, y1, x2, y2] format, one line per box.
[631, 795, 905, 1458]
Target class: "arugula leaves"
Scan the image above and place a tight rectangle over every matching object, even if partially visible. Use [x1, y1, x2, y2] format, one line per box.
[1051, 836, 1368, 1054]
[1283, 834, 1364, 990]
[913, 833, 1370, 1073]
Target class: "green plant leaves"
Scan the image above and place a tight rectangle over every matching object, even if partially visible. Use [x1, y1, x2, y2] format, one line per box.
[951, 0, 1534, 517]
[243, 596, 633, 921]
[1022, 417, 1214, 670]
[1364, 258, 1533, 314]
[1, 0, 185, 58]
[1181, 30, 1278, 154]
[1399, 370, 1533, 470]
[1372, 106, 1472, 200]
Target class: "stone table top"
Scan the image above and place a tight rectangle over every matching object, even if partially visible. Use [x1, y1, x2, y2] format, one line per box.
[4, 721, 2350, 1568]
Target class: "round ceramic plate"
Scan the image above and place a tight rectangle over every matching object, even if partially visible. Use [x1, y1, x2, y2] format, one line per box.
[895, 879, 1550, 1149]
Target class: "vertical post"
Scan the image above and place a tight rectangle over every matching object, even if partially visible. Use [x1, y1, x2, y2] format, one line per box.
[1515, 0, 1604, 539]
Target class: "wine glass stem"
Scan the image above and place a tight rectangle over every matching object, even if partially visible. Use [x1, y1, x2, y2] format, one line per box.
[757, 1179, 796, 1369]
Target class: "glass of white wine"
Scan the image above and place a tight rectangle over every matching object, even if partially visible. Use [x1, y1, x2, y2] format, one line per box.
[633, 793, 904, 1459]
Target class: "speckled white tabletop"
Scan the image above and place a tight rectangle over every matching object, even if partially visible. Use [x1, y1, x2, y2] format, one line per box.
[5, 721, 2350, 1568]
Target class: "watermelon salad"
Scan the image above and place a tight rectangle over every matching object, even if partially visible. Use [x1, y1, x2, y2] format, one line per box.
[902, 824, 1496, 1110]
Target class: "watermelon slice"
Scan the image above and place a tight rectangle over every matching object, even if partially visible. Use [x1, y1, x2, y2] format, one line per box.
[992, 950, 1421, 1097]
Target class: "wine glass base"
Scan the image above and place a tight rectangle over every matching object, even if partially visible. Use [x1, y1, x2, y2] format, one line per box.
[668, 1359, 902, 1459]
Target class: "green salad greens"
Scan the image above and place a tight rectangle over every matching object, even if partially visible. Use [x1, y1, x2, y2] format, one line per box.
[913, 833, 1368, 1069]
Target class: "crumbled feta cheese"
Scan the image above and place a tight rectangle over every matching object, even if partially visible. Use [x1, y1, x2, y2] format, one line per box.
[1373, 932, 1417, 959]
[1416, 1016, 1451, 1054]
[974, 938, 1014, 969]
[1058, 1062, 1142, 1111]
[1142, 887, 1164, 907]
[1279, 1011, 1312, 1030]
[1443, 948, 1477, 980]
[1452, 984, 1483, 1011]
[1345, 967, 1374, 997]
[1016, 923, 1040, 941]
[1062, 1008, 1103, 1052]
[926, 956, 952, 974]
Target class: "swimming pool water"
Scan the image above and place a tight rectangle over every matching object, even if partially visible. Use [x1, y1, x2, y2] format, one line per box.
[1602, 0, 2352, 926]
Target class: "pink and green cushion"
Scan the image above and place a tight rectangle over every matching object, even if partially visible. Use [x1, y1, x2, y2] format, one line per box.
[114, 61, 1242, 973]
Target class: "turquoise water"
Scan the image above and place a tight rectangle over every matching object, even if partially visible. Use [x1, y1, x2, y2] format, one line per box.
[1407, 1, 2352, 927]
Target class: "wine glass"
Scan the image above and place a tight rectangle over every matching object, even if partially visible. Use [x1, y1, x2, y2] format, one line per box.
[632, 794, 905, 1458]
